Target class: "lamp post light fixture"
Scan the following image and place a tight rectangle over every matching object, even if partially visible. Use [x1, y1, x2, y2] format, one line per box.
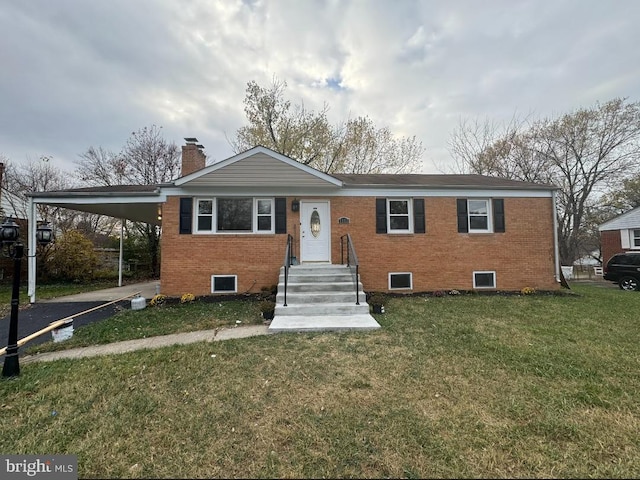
[35, 221, 54, 245]
[1, 217, 54, 378]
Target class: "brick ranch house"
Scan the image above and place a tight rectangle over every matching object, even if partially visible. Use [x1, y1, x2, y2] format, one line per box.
[27, 141, 561, 302]
[599, 206, 640, 264]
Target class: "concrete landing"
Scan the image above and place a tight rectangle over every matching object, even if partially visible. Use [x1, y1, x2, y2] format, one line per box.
[268, 314, 381, 333]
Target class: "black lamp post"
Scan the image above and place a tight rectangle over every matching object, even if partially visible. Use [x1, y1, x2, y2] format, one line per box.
[1, 218, 53, 378]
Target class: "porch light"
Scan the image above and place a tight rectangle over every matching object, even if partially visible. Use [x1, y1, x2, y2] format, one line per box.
[35, 222, 54, 245]
[291, 199, 300, 212]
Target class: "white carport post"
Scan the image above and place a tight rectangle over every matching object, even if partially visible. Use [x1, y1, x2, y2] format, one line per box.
[118, 219, 124, 287]
[27, 197, 37, 303]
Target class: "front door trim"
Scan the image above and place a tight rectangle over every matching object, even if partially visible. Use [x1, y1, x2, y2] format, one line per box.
[300, 200, 331, 263]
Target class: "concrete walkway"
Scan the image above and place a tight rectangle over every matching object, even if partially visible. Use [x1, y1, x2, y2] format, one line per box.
[269, 314, 381, 332]
[41, 281, 160, 303]
[22, 324, 270, 364]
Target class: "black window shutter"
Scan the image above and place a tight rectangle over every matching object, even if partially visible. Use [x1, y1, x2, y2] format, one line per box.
[179, 197, 193, 234]
[413, 198, 425, 234]
[493, 198, 505, 233]
[456, 199, 469, 233]
[376, 198, 387, 234]
[275, 197, 287, 234]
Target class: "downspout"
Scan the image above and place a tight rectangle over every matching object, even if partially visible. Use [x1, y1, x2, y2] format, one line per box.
[552, 190, 560, 283]
[118, 219, 124, 287]
[28, 197, 36, 303]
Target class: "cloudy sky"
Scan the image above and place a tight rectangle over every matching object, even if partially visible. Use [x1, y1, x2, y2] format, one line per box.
[1, 0, 639, 179]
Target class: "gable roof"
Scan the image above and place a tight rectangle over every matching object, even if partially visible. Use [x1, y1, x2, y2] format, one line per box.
[174, 146, 556, 191]
[174, 146, 343, 188]
[599, 206, 640, 231]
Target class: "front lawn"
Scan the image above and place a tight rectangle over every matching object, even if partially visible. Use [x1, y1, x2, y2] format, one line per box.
[1, 284, 639, 478]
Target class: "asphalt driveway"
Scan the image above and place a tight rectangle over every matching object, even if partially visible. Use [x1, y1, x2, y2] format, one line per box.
[0, 281, 158, 354]
[0, 301, 128, 353]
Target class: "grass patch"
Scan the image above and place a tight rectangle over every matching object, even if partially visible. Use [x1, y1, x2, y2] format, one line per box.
[1, 284, 639, 478]
[25, 299, 264, 355]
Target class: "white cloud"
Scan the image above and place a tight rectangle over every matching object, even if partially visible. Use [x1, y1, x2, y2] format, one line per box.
[0, 0, 639, 175]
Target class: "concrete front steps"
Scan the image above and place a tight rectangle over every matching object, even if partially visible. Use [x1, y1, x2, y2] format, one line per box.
[269, 264, 381, 333]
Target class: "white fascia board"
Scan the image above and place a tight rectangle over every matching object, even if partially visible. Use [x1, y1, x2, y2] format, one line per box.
[598, 206, 640, 231]
[162, 185, 553, 198]
[31, 193, 167, 206]
[174, 146, 343, 187]
[334, 187, 554, 198]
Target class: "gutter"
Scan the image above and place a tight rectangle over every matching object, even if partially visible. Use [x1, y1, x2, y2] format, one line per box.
[27, 189, 162, 199]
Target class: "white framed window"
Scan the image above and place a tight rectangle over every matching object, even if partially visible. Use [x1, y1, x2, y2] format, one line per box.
[468, 199, 491, 233]
[211, 275, 237, 293]
[473, 271, 496, 289]
[255, 198, 274, 233]
[389, 272, 413, 290]
[633, 229, 640, 249]
[197, 199, 214, 231]
[195, 198, 274, 234]
[387, 199, 413, 233]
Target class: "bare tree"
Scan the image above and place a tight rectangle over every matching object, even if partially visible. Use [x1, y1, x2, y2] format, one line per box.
[77, 125, 181, 186]
[449, 98, 640, 264]
[1, 156, 85, 279]
[2, 156, 76, 226]
[231, 78, 424, 174]
[76, 125, 181, 277]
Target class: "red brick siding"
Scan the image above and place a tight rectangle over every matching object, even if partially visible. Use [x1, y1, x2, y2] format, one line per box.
[601, 229, 636, 266]
[160, 195, 559, 296]
[161, 197, 286, 296]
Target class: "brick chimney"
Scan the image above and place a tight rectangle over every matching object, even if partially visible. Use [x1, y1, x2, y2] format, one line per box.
[181, 138, 206, 176]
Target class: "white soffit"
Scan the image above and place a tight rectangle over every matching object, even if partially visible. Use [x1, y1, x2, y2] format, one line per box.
[175, 148, 342, 188]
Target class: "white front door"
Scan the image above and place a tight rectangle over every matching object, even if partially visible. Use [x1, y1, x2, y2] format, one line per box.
[300, 201, 331, 262]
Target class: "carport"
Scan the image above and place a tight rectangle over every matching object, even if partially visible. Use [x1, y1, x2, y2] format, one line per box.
[26, 185, 165, 303]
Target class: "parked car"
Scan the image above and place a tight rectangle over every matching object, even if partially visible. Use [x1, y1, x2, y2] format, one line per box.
[603, 252, 640, 291]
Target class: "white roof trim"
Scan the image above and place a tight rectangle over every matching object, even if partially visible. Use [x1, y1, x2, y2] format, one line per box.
[598, 206, 640, 231]
[174, 146, 343, 187]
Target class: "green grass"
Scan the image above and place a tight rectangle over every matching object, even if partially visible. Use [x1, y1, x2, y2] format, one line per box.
[25, 300, 264, 354]
[1, 284, 639, 478]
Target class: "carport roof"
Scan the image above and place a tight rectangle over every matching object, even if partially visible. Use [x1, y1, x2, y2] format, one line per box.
[28, 185, 164, 225]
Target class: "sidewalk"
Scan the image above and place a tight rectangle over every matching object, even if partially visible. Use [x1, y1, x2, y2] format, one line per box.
[41, 281, 160, 302]
[22, 324, 271, 364]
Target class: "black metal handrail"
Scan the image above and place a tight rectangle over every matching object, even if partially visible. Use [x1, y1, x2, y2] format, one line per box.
[340, 234, 360, 305]
[282, 234, 293, 307]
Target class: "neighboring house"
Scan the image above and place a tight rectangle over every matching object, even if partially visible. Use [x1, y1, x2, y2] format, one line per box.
[1, 163, 28, 221]
[28, 141, 561, 300]
[0, 164, 29, 279]
[0, 187, 27, 221]
[599, 206, 640, 264]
